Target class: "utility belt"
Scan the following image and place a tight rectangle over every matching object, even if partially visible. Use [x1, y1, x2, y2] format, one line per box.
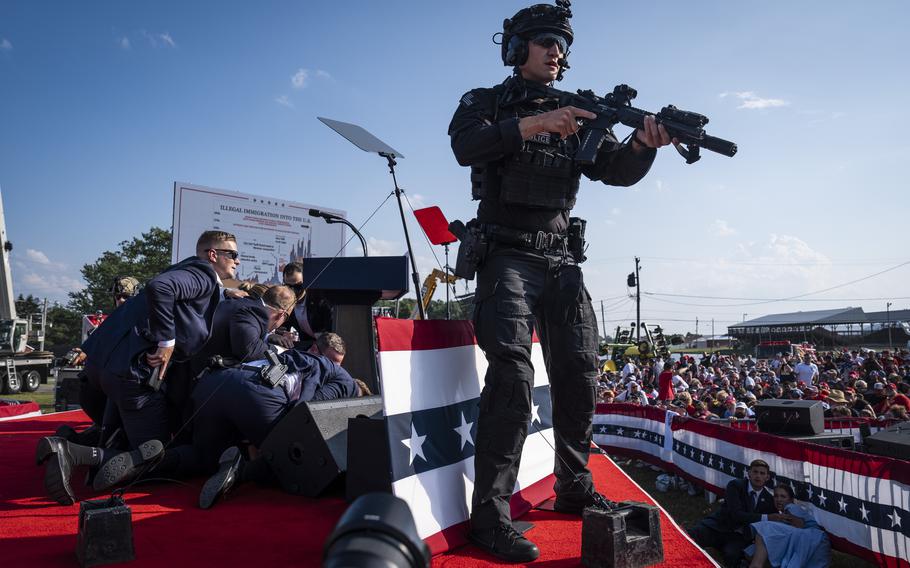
[483, 224, 567, 253]
[448, 217, 588, 280]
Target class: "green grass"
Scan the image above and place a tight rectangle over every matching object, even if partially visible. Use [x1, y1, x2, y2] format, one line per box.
[614, 459, 876, 568]
[3, 380, 57, 414]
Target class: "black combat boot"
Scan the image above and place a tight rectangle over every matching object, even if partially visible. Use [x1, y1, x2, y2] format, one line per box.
[468, 524, 540, 563]
[553, 491, 618, 515]
[36, 436, 101, 505]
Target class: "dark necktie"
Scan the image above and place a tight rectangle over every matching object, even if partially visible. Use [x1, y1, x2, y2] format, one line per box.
[751, 491, 759, 511]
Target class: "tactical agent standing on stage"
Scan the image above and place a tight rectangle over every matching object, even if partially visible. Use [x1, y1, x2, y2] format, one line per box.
[448, 2, 674, 562]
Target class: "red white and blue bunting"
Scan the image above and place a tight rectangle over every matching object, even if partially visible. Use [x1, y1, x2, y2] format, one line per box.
[594, 404, 910, 568]
[375, 319, 555, 555]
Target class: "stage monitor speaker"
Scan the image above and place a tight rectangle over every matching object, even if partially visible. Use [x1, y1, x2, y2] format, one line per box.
[346, 415, 392, 502]
[260, 395, 383, 497]
[864, 421, 910, 460]
[755, 399, 824, 436]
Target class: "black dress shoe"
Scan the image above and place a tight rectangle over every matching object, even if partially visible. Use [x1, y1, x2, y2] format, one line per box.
[553, 491, 618, 515]
[468, 525, 540, 563]
[36, 437, 77, 505]
[199, 446, 242, 510]
[92, 440, 164, 491]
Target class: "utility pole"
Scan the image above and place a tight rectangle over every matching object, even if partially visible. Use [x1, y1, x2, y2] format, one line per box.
[695, 317, 699, 337]
[600, 300, 607, 341]
[887, 302, 893, 350]
[635, 256, 641, 343]
[711, 319, 715, 348]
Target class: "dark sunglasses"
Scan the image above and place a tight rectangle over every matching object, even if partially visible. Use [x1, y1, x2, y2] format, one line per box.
[209, 248, 239, 260]
[530, 33, 568, 55]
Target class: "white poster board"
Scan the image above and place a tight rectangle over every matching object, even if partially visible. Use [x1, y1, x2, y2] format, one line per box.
[171, 182, 346, 283]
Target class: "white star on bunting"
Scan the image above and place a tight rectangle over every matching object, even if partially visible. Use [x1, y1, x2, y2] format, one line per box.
[818, 491, 827, 507]
[453, 412, 474, 451]
[887, 508, 902, 529]
[859, 503, 869, 522]
[402, 423, 427, 465]
[837, 497, 847, 513]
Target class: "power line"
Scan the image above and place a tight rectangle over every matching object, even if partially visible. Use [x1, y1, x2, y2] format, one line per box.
[643, 292, 910, 302]
[585, 255, 908, 267]
[637, 260, 910, 307]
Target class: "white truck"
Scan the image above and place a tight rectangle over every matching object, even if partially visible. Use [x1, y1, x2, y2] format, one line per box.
[0, 187, 55, 394]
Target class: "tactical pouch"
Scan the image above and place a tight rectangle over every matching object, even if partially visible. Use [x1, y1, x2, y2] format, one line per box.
[449, 219, 487, 281]
[567, 217, 588, 263]
[499, 155, 578, 210]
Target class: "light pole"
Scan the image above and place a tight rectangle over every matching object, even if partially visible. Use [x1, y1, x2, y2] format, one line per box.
[887, 302, 893, 350]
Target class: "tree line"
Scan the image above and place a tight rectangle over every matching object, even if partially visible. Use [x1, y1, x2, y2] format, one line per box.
[19, 227, 465, 355]
[17, 227, 173, 355]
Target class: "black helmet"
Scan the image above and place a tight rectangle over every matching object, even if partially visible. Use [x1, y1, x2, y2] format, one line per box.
[501, 1, 573, 79]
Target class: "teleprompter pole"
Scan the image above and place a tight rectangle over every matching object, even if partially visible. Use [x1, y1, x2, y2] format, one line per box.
[382, 152, 426, 320]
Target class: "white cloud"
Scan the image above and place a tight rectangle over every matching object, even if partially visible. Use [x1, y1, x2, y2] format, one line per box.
[409, 193, 428, 209]
[710, 219, 736, 237]
[118, 36, 131, 50]
[367, 237, 403, 257]
[274, 95, 295, 109]
[25, 248, 51, 265]
[291, 68, 309, 89]
[609, 208, 620, 216]
[13, 248, 84, 303]
[291, 68, 334, 89]
[0, 38, 11, 51]
[719, 91, 789, 110]
[141, 31, 177, 48]
[20, 272, 84, 298]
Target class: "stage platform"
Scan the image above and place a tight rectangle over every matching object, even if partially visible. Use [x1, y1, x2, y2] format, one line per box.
[0, 411, 717, 567]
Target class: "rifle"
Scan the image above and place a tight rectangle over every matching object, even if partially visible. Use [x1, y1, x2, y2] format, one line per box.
[554, 84, 737, 165]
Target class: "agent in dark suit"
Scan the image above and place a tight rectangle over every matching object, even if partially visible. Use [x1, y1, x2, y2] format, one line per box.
[36, 231, 240, 505]
[191, 285, 296, 375]
[688, 459, 781, 568]
[272, 261, 334, 347]
[94, 344, 358, 497]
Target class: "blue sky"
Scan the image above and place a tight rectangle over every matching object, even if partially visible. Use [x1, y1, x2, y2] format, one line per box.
[1, 1, 908, 334]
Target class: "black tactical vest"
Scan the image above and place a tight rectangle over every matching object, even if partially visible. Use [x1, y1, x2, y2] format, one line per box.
[473, 77, 580, 211]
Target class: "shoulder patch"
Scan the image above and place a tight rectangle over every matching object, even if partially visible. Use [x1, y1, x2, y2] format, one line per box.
[460, 92, 477, 107]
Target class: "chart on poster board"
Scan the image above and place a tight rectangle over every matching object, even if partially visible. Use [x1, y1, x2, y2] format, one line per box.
[171, 182, 346, 284]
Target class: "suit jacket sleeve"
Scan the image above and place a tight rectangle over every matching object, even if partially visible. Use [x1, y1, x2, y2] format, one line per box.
[145, 266, 215, 343]
[229, 305, 270, 363]
[724, 479, 763, 527]
[300, 365, 356, 402]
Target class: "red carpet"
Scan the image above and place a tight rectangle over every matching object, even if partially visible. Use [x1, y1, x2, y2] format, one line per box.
[0, 411, 716, 567]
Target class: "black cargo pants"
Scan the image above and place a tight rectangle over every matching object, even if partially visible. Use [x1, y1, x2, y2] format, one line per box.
[470, 244, 598, 530]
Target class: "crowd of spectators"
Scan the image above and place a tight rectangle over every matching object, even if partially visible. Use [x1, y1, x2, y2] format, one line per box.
[596, 347, 910, 423]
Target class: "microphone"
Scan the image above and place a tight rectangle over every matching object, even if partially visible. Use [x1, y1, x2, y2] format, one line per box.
[308, 208, 340, 220]
[308, 208, 368, 257]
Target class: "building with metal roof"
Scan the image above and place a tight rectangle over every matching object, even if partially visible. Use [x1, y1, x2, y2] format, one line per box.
[727, 307, 909, 348]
